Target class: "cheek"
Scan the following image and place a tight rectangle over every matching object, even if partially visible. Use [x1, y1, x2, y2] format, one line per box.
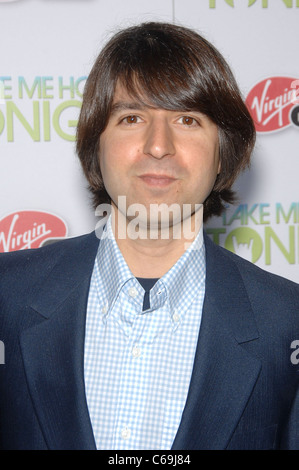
[187, 143, 220, 193]
[99, 136, 138, 172]
[98, 139, 135, 201]
[99, 138, 120, 179]
[98, 141, 117, 193]
[188, 140, 219, 173]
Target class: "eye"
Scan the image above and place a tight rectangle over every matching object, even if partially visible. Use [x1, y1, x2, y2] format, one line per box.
[179, 116, 199, 126]
[121, 115, 141, 125]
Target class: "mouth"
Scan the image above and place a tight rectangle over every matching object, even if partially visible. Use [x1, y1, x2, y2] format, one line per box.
[138, 174, 177, 187]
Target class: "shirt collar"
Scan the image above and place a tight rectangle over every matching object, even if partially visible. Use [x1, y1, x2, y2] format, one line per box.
[95, 216, 134, 317]
[94, 215, 206, 326]
[155, 227, 205, 327]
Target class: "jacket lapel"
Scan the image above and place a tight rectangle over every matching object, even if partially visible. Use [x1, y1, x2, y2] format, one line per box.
[172, 234, 261, 450]
[20, 232, 99, 450]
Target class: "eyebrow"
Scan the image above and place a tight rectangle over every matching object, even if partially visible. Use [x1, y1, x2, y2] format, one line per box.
[110, 101, 155, 116]
[109, 101, 206, 119]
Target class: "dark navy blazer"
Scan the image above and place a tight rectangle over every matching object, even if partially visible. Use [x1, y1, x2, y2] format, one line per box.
[0, 231, 299, 450]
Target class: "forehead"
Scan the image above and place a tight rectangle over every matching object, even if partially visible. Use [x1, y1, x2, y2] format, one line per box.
[110, 81, 197, 118]
[109, 82, 216, 126]
[111, 81, 156, 109]
[108, 68, 209, 118]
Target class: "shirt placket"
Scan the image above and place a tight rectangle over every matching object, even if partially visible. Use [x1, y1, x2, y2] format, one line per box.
[113, 281, 150, 449]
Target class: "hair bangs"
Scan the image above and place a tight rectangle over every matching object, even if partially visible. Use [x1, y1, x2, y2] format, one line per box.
[113, 35, 208, 113]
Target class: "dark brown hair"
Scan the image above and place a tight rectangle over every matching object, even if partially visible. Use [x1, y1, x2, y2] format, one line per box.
[76, 22, 256, 221]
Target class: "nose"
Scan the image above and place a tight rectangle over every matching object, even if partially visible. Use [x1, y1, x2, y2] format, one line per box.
[143, 117, 175, 159]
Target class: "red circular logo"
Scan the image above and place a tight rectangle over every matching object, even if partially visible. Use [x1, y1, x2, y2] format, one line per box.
[0, 210, 68, 252]
[246, 76, 299, 133]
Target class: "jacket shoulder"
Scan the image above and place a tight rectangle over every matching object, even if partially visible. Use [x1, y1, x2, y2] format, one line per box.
[206, 236, 299, 334]
[205, 233, 299, 291]
[220, 242, 299, 294]
[0, 232, 98, 298]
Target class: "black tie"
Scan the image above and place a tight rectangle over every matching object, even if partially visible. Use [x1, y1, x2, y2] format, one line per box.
[136, 278, 159, 311]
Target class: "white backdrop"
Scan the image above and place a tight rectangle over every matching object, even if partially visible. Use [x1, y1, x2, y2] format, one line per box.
[0, 0, 298, 283]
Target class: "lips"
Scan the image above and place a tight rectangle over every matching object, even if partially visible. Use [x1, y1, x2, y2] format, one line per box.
[139, 173, 177, 187]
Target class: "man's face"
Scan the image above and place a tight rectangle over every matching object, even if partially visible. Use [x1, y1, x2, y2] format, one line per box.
[99, 83, 220, 228]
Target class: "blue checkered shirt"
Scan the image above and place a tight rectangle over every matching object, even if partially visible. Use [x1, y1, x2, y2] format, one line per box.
[84, 217, 206, 450]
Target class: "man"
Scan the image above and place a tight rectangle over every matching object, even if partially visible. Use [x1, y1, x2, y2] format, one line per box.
[0, 22, 299, 450]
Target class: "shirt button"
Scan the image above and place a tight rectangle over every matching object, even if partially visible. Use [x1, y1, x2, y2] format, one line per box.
[121, 427, 131, 440]
[102, 304, 108, 314]
[128, 287, 138, 298]
[132, 345, 142, 358]
[173, 312, 180, 323]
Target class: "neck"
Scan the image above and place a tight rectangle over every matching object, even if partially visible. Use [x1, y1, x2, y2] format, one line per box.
[110, 204, 203, 278]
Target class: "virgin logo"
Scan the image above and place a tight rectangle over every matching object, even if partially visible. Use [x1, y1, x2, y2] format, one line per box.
[246, 77, 299, 132]
[0, 211, 67, 252]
